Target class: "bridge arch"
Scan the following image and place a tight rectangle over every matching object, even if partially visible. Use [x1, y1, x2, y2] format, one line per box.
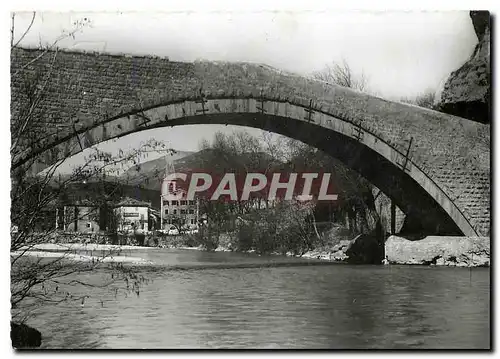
[10, 48, 490, 237]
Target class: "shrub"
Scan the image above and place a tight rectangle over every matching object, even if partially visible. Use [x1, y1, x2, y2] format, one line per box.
[183, 233, 200, 248]
[229, 201, 318, 255]
[235, 222, 255, 252]
[134, 232, 145, 246]
[196, 225, 220, 251]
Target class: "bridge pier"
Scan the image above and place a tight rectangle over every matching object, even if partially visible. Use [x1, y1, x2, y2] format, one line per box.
[390, 200, 396, 235]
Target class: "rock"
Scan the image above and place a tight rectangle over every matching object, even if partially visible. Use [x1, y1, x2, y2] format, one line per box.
[11, 322, 42, 349]
[318, 253, 331, 260]
[345, 223, 385, 264]
[385, 235, 489, 267]
[214, 246, 231, 252]
[332, 240, 351, 252]
[332, 250, 348, 261]
[437, 11, 490, 123]
[301, 251, 319, 259]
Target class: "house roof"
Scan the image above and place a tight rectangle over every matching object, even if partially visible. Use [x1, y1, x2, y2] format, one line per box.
[113, 197, 151, 208]
[63, 198, 99, 207]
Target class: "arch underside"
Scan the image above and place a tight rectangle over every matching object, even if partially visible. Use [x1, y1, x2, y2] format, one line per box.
[161, 115, 463, 236]
[22, 99, 484, 237]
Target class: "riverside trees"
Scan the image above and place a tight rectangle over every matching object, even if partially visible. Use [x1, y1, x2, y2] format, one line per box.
[192, 129, 383, 254]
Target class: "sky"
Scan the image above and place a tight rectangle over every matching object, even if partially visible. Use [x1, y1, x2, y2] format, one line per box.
[12, 11, 479, 172]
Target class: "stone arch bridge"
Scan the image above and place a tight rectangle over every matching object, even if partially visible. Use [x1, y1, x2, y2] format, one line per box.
[10, 48, 490, 237]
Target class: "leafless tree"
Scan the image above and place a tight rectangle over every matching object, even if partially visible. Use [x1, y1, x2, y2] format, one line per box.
[199, 130, 279, 213]
[10, 13, 172, 326]
[399, 89, 437, 109]
[312, 59, 368, 92]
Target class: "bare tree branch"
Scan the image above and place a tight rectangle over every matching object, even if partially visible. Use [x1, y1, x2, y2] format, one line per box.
[11, 30, 169, 321]
[312, 59, 368, 92]
[10, 13, 15, 48]
[12, 12, 36, 49]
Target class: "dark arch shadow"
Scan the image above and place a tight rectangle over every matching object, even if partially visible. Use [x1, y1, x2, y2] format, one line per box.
[132, 113, 463, 236]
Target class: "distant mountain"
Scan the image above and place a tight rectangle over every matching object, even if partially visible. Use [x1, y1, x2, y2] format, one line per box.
[46, 172, 122, 186]
[173, 148, 279, 172]
[118, 148, 282, 191]
[118, 150, 194, 190]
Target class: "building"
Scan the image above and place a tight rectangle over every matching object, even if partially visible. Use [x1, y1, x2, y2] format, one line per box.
[62, 199, 101, 233]
[111, 197, 152, 232]
[160, 179, 200, 230]
[159, 153, 200, 231]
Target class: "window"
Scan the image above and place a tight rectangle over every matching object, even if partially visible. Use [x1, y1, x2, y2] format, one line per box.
[172, 200, 179, 206]
[189, 200, 196, 206]
[173, 209, 177, 215]
[190, 219, 195, 224]
[164, 209, 168, 214]
[86, 222, 91, 228]
[180, 209, 186, 215]
[180, 200, 187, 205]
[163, 200, 169, 206]
[189, 209, 194, 214]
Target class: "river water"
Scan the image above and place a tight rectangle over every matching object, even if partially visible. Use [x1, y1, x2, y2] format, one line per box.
[23, 248, 490, 349]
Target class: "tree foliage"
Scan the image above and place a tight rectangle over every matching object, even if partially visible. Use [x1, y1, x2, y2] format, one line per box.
[194, 128, 382, 252]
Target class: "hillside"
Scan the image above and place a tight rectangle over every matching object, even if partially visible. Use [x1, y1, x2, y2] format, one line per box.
[119, 148, 281, 191]
[119, 150, 194, 190]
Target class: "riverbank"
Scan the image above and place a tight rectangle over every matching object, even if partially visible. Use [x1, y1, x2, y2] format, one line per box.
[210, 233, 490, 268]
[19, 243, 156, 252]
[11, 250, 155, 265]
[13, 234, 490, 268]
[11, 243, 157, 265]
[289, 235, 490, 267]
